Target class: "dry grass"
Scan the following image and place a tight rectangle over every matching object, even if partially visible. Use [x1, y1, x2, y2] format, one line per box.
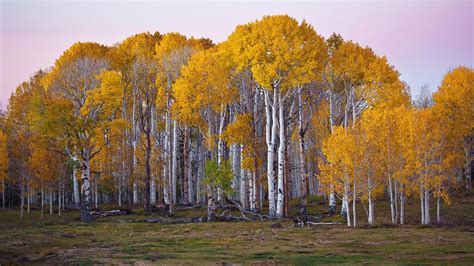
[0, 190, 473, 264]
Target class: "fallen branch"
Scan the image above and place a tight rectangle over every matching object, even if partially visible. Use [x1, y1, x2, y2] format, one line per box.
[307, 222, 341, 226]
[146, 216, 205, 224]
[90, 209, 129, 218]
[294, 221, 341, 227]
[176, 204, 204, 211]
[224, 196, 272, 222]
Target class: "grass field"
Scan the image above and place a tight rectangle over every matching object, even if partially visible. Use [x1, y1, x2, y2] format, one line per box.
[1, 190, 473, 264]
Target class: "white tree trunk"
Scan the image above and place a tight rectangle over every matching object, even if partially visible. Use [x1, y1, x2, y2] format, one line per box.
[188, 138, 194, 204]
[368, 191, 374, 224]
[231, 144, 240, 200]
[436, 188, 441, 222]
[420, 185, 425, 224]
[329, 186, 336, 215]
[276, 89, 286, 218]
[119, 161, 123, 206]
[328, 89, 336, 214]
[400, 188, 405, 225]
[150, 178, 156, 205]
[388, 175, 396, 224]
[206, 184, 216, 222]
[73, 168, 80, 205]
[132, 86, 139, 205]
[465, 137, 472, 189]
[217, 111, 226, 204]
[341, 197, 347, 216]
[132, 138, 138, 204]
[424, 189, 430, 224]
[264, 89, 277, 217]
[163, 109, 170, 204]
[298, 87, 307, 214]
[352, 176, 356, 227]
[240, 144, 249, 209]
[133, 181, 138, 204]
[248, 171, 255, 211]
[172, 119, 178, 205]
[344, 177, 351, 227]
[27, 179, 30, 213]
[49, 191, 53, 215]
[58, 182, 62, 216]
[196, 140, 203, 204]
[80, 152, 92, 222]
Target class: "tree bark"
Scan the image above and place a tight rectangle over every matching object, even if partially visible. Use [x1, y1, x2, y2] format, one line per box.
[344, 175, 351, 227]
[73, 168, 80, 205]
[231, 144, 240, 200]
[249, 171, 256, 211]
[171, 119, 178, 208]
[352, 174, 356, 227]
[276, 89, 285, 218]
[163, 109, 170, 205]
[420, 185, 425, 225]
[144, 125, 152, 213]
[400, 185, 405, 225]
[20, 176, 24, 218]
[328, 89, 336, 215]
[436, 187, 441, 222]
[217, 111, 226, 205]
[284, 138, 290, 217]
[196, 138, 203, 204]
[183, 126, 190, 205]
[298, 87, 308, 215]
[58, 181, 62, 216]
[80, 150, 92, 223]
[188, 135, 194, 204]
[206, 184, 216, 222]
[368, 176, 374, 225]
[240, 145, 249, 209]
[424, 189, 430, 224]
[27, 178, 30, 213]
[465, 137, 472, 189]
[49, 191, 53, 215]
[264, 89, 277, 217]
[388, 174, 396, 224]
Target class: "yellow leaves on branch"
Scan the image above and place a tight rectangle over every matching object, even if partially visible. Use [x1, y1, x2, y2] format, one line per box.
[221, 113, 253, 146]
[173, 48, 236, 129]
[433, 66, 474, 142]
[80, 70, 124, 119]
[43, 42, 110, 90]
[226, 15, 327, 90]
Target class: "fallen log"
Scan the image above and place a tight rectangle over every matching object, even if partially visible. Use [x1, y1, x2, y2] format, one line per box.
[215, 215, 250, 222]
[294, 221, 342, 227]
[145, 213, 253, 224]
[176, 204, 204, 211]
[146, 216, 205, 224]
[90, 209, 129, 218]
[307, 222, 341, 226]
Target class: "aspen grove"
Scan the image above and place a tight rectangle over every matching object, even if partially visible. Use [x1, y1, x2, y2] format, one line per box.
[1, 15, 473, 226]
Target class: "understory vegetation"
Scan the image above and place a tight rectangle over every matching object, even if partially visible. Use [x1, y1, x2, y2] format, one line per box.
[1, 190, 473, 264]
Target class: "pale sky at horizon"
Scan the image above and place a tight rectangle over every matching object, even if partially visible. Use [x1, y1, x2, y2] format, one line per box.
[1, 0, 472, 110]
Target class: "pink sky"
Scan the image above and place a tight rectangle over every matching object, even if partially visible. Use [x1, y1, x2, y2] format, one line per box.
[1, 0, 472, 110]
